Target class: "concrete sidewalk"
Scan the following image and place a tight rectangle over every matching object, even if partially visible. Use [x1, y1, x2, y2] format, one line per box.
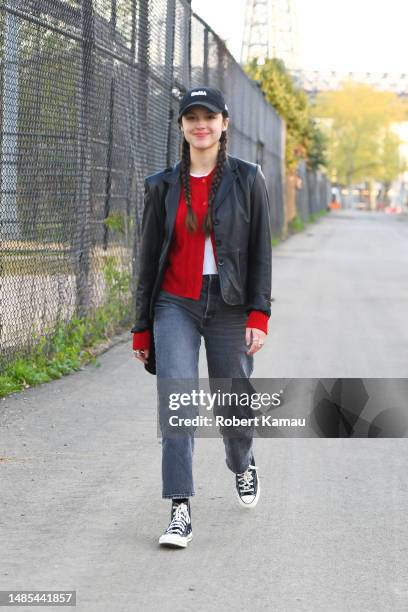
[1, 210, 408, 611]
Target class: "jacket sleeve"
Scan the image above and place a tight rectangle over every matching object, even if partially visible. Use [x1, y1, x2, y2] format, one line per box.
[130, 178, 165, 333]
[246, 164, 272, 317]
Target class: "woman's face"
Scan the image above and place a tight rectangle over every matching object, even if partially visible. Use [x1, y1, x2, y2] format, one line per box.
[181, 105, 229, 151]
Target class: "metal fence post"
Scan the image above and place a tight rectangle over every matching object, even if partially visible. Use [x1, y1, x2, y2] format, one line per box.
[165, 0, 176, 168]
[131, 0, 149, 309]
[102, 0, 117, 251]
[73, 0, 94, 318]
[203, 27, 209, 86]
[0, 0, 21, 242]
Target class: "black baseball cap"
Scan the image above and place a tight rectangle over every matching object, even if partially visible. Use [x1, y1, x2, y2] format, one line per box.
[178, 87, 229, 121]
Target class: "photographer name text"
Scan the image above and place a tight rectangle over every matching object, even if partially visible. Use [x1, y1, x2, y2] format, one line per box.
[168, 415, 306, 428]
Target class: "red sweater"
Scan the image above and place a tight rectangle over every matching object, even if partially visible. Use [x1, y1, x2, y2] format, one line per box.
[133, 167, 269, 351]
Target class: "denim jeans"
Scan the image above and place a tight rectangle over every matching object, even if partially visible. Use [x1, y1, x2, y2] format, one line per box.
[153, 274, 256, 499]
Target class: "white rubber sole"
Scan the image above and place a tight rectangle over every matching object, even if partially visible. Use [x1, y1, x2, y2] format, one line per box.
[237, 474, 261, 509]
[159, 532, 193, 548]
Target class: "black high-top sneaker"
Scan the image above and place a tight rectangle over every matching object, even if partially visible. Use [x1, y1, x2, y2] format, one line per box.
[235, 460, 260, 508]
[159, 499, 193, 548]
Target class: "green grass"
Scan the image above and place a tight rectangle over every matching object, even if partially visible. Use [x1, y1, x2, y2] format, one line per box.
[0, 321, 94, 396]
[3, 255, 73, 276]
[288, 215, 305, 233]
[0, 256, 132, 398]
[308, 209, 328, 223]
[287, 209, 328, 236]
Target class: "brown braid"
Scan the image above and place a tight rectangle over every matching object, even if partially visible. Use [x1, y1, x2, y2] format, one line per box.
[179, 125, 228, 237]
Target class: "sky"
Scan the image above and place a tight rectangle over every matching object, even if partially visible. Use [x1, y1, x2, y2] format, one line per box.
[191, 0, 408, 74]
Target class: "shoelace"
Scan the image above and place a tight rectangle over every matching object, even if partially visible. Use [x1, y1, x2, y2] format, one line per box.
[165, 503, 190, 536]
[237, 465, 257, 494]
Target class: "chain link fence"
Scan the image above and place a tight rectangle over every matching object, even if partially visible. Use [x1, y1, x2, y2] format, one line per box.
[0, 0, 329, 369]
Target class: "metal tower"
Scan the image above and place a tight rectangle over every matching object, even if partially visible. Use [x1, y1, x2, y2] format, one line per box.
[241, 0, 299, 69]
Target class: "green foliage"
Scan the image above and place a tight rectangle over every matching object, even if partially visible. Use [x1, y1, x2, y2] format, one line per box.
[286, 209, 327, 237]
[306, 124, 330, 171]
[377, 130, 408, 202]
[100, 255, 132, 333]
[243, 57, 328, 172]
[288, 216, 305, 233]
[308, 210, 327, 223]
[313, 81, 407, 186]
[0, 320, 91, 397]
[0, 257, 132, 398]
[103, 212, 126, 235]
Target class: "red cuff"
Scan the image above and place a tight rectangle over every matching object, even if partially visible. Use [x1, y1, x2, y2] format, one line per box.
[132, 329, 151, 351]
[246, 310, 269, 334]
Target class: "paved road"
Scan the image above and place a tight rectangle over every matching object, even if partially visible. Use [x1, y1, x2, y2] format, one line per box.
[1, 210, 407, 611]
[259, 209, 408, 378]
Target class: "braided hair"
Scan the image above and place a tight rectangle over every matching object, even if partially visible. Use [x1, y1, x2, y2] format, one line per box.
[178, 120, 228, 237]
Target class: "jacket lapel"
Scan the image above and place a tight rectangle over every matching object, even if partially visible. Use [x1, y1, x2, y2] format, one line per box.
[212, 155, 238, 214]
[163, 162, 181, 237]
[162, 154, 238, 236]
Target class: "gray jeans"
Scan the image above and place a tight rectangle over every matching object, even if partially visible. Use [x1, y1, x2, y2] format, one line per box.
[153, 274, 255, 499]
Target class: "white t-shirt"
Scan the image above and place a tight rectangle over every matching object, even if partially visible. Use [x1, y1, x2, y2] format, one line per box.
[190, 170, 219, 275]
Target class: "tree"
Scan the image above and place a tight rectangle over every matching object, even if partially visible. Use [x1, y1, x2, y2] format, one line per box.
[313, 80, 407, 207]
[378, 130, 407, 205]
[243, 57, 328, 173]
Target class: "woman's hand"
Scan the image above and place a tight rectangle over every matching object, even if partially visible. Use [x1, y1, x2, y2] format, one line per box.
[133, 349, 150, 364]
[132, 329, 151, 364]
[245, 327, 266, 355]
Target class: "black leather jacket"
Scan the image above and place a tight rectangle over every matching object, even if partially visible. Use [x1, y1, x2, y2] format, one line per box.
[130, 154, 272, 334]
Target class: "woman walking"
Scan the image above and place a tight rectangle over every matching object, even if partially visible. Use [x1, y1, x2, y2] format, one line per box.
[131, 86, 272, 548]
